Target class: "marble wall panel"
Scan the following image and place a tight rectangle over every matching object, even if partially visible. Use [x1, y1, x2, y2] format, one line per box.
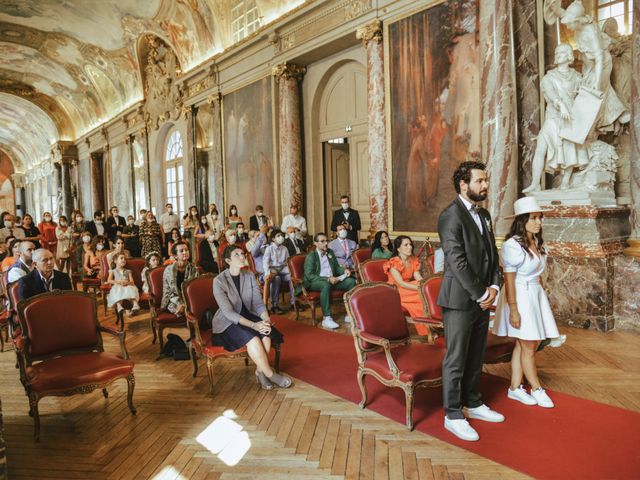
[109, 143, 133, 216]
[613, 255, 640, 329]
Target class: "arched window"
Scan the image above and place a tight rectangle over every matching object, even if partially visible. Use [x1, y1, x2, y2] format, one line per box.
[165, 129, 185, 218]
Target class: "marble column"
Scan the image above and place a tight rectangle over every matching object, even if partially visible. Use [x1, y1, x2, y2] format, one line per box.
[625, 0, 640, 257]
[356, 19, 388, 235]
[90, 152, 105, 213]
[60, 159, 74, 218]
[480, 0, 519, 236]
[207, 94, 225, 211]
[274, 62, 306, 216]
[53, 163, 63, 218]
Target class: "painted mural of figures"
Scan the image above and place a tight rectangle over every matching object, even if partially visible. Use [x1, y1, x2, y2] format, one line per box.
[405, 116, 429, 208]
[560, 1, 630, 132]
[523, 44, 587, 193]
[247, 156, 257, 209]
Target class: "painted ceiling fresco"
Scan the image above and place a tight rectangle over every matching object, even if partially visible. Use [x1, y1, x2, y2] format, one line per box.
[0, 0, 304, 173]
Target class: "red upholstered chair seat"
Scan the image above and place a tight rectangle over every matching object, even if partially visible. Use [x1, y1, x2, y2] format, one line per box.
[157, 311, 181, 324]
[26, 352, 134, 393]
[139, 292, 150, 302]
[299, 289, 345, 302]
[364, 344, 445, 383]
[82, 277, 101, 286]
[358, 259, 388, 283]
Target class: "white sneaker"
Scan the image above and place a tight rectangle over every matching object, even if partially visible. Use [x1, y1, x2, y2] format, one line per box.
[321, 317, 339, 329]
[507, 385, 537, 406]
[463, 404, 505, 423]
[531, 388, 554, 408]
[549, 334, 567, 348]
[444, 416, 479, 441]
[343, 315, 351, 324]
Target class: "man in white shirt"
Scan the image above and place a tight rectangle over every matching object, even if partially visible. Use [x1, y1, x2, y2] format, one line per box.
[280, 204, 307, 237]
[135, 209, 147, 227]
[328, 225, 357, 269]
[159, 203, 180, 257]
[7, 241, 35, 283]
[0, 213, 26, 243]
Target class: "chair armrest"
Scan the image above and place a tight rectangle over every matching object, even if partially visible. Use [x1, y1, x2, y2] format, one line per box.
[413, 316, 444, 327]
[185, 312, 199, 325]
[98, 325, 130, 360]
[358, 331, 400, 376]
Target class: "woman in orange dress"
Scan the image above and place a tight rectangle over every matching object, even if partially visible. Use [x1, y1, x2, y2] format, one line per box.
[383, 235, 427, 335]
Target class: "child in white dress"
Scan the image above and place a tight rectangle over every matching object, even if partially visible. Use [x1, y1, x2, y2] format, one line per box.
[107, 253, 140, 314]
[492, 197, 560, 408]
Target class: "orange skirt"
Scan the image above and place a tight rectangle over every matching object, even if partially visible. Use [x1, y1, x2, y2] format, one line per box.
[396, 284, 429, 336]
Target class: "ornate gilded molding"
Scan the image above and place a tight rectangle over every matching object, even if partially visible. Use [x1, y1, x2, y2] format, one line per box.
[346, 0, 373, 21]
[356, 19, 383, 45]
[273, 62, 306, 82]
[206, 92, 222, 107]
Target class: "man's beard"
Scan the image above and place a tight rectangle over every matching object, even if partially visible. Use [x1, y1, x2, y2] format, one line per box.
[468, 188, 487, 202]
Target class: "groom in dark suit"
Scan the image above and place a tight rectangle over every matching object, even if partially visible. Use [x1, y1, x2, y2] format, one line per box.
[437, 161, 503, 442]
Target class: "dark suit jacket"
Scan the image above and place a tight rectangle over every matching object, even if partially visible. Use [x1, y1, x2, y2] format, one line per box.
[18, 269, 73, 301]
[437, 197, 501, 310]
[283, 237, 305, 257]
[249, 215, 269, 231]
[198, 240, 219, 274]
[303, 248, 345, 287]
[85, 221, 106, 238]
[330, 208, 361, 243]
[106, 215, 126, 242]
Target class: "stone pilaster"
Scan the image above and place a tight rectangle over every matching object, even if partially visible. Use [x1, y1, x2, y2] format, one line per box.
[480, 0, 518, 236]
[90, 151, 105, 213]
[274, 62, 306, 215]
[207, 93, 225, 212]
[356, 19, 388, 236]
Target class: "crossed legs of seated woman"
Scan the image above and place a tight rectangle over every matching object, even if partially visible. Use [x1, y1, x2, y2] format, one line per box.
[212, 246, 292, 390]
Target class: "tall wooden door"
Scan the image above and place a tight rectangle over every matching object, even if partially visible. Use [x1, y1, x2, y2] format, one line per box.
[323, 142, 350, 234]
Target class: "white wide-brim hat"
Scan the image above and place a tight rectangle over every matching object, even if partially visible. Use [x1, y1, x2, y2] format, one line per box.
[506, 197, 543, 219]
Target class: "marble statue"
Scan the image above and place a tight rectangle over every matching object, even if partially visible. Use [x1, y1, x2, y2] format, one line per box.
[524, 0, 630, 204]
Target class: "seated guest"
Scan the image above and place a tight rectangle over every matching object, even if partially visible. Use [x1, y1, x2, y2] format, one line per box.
[262, 229, 295, 314]
[18, 248, 72, 300]
[303, 233, 356, 329]
[141, 252, 161, 293]
[371, 230, 394, 259]
[84, 235, 107, 278]
[283, 226, 305, 256]
[281, 204, 307, 237]
[1, 238, 21, 272]
[217, 228, 246, 268]
[167, 228, 185, 256]
[249, 205, 272, 231]
[122, 215, 141, 257]
[226, 205, 243, 230]
[106, 237, 130, 268]
[198, 228, 220, 273]
[246, 227, 268, 280]
[236, 222, 249, 243]
[383, 236, 427, 335]
[0, 235, 14, 263]
[107, 252, 141, 315]
[328, 224, 357, 270]
[212, 245, 290, 389]
[7, 241, 36, 283]
[161, 242, 199, 317]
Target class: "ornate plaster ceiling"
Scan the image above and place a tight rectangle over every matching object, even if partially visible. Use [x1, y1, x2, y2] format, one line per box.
[0, 0, 304, 173]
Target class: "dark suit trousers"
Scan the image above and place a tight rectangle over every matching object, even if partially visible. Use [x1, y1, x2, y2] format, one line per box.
[442, 305, 489, 419]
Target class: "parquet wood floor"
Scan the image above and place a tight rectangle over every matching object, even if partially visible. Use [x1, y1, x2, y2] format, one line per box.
[1, 302, 638, 480]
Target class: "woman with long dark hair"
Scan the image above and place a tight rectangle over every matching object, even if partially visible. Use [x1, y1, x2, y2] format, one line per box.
[492, 197, 561, 409]
[371, 230, 394, 259]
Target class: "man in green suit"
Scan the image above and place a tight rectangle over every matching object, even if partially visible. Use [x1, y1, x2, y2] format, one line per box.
[304, 232, 356, 329]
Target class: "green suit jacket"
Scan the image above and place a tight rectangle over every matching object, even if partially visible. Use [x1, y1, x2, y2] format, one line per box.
[303, 248, 345, 286]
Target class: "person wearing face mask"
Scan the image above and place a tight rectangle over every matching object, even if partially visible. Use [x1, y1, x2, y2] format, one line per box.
[183, 205, 208, 261]
[37, 212, 57, 256]
[226, 204, 243, 230]
[122, 215, 141, 257]
[262, 229, 295, 314]
[84, 235, 107, 279]
[20, 214, 42, 249]
[328, 225, 358, 270]
[0, 212, 25, 243]
[249, 205, 273, 231]
[198, 227, 220, 274]
[106, 206, 126, 245]
[159, 203, 180, 258]
[283, 226, 305, 257]
[246, 226, 269, 280]
[281, 204, 308, 239]
[205, 205, 223, 234]
[140, 211, 163, 259]
[70, 213, 87, 274]
[235, 222, 249, 243]
[135, 209, 148, 227]
[85, 210, 106, 237]
[330, 195, 361, 244]
[217, 228, 246, 270]
[55, 215, 73, 273]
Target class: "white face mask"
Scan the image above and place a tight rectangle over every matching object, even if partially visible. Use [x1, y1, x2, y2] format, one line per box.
[341, 203, 349, 210]
[207, 235, 215, 243]
[59, 221, 67, 227]
[82, 235, 91, 243]
[4, 221, 13, 228]
[338, 229, 348, 239]
[228, 235, 237, 244]
[167, 208, 173, 214]
[96, 244, 104, 251]
[44, 216, 52, 222]
[231, 210, 237, 216]
[211, 214, 218, 220]
[288, 232, 296, 241]
[237, 228, 244, 234]
[275, 235, 285, 245]
[95, 219, 102, 224]
[127, 220, 134, 225]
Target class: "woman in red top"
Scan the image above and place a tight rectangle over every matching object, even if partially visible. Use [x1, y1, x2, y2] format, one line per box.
[383, 235, 427, 335]
[38, 212, 58, 257]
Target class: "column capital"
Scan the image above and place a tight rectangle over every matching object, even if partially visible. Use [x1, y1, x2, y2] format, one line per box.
[356, 19, 383, 45]
[273, 62, 306, 82]
[206, 92, 222, 107]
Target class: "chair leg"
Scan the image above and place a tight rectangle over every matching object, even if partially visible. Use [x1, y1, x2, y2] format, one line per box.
[190, 344, 198, 378]
[103, 294, 107, 316]
[102, 388, 109, 398]
[403, 385, 415, 431]
[150, 317, 157, 344]
[29, 394, 40, 441]
[274, 346, 281, 373]
[294, 300, 300, 321]
[310, 304, 317, 326]
[158, 327, 164, 353]
[206, 358, 215, 394]
[357, 368, 368, 408]
[126, 373, 137, 415]
[244, 357, 249, 367]
[0, 326, 4, 352]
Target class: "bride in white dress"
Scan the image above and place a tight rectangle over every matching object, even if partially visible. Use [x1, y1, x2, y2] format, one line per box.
[492, 197, 561, 409]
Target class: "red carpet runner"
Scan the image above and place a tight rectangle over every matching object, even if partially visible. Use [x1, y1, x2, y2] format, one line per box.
[274, 317, 640, 480]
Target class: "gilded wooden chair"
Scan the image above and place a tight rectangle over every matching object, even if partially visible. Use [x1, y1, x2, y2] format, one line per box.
[358, 258, 388, 283]
[344, 282, 445, 430]
[351, 247, 372, 283]
[146, 266, 188, 352]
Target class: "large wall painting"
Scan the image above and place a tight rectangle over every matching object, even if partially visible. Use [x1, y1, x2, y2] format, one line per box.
[223, 77, 275, 219]
[109, 143, 133, 216]
[387, 0, 480, 234]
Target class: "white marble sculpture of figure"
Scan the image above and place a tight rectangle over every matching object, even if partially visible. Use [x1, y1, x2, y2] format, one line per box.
[523, 44, 586, 192]
[560, 0, 630, 132]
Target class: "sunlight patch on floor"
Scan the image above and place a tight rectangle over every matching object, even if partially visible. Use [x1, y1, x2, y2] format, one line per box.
[196, 409, 251, 466]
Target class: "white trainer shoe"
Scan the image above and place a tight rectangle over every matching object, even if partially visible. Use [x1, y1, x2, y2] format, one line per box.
[444, 416, 479, 441]
[507, 385, 537, 406]
[531, 388, 554, 408]
[343, 315, 351, 324]
[463, 404, 505, 423]
[321, 317, 339, 329]
[549, 334, 567, 348]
